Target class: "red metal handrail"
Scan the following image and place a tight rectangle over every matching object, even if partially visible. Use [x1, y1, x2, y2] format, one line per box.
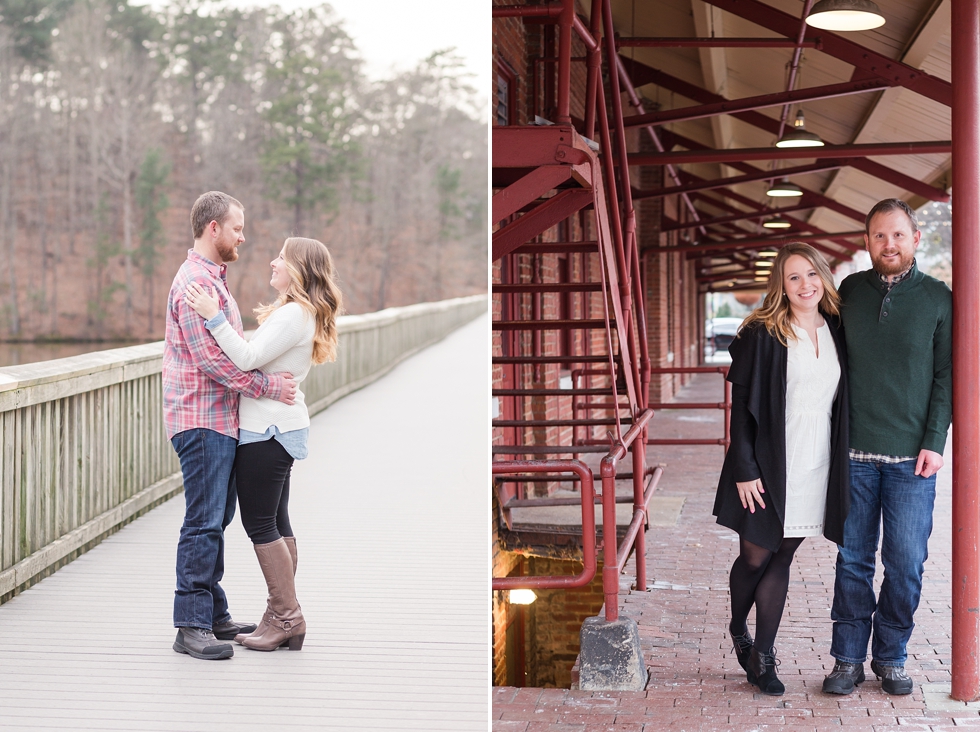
[492, 460, 598, 590]
[647, 366, 731, 452]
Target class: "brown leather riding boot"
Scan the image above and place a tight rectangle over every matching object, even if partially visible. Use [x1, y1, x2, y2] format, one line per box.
[283, 535, 298, 576]
[239, 538, 306, 651]
[234, 535, 300, 645]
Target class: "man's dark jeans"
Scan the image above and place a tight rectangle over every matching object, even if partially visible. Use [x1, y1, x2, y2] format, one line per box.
[171, 428, 238, 630]
[830, 458, 936, 666]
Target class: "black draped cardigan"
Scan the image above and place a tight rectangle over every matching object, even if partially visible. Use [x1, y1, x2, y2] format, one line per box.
[712, 316, 850, 552]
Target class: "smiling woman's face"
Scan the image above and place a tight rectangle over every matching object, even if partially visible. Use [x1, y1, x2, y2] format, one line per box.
[270, 247, 291, 294]
[782, 253, 824, 317]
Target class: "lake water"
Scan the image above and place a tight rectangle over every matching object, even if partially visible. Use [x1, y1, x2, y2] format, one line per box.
[0, 341, 155, 369]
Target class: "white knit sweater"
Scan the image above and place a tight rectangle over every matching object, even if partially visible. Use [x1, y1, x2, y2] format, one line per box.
[209, 301, 315, 434]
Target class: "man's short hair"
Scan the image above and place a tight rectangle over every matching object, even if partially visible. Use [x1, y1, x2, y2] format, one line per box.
[191, 191, 244, 239]
[865, 198, 918, 236]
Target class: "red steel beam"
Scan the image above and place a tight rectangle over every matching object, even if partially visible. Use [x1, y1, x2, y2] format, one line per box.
[617, 36, 821, 49]
[622, 58, 950, 201]
[492, 189, 593, 261]
[700, 0, 951, 107]
[951, 0, 980, 703]
[492, 166, 573, 222]
[622, 79, 890, 129]
[492, 4, 562, 18]
[627, 141, 951, 167]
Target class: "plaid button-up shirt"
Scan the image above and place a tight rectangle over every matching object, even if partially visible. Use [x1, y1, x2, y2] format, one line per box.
[163, 250, 284, 440]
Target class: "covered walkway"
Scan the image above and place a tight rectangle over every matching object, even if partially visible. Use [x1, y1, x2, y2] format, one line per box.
[0, 315, 487, 731]
[494, 374, 969, 731]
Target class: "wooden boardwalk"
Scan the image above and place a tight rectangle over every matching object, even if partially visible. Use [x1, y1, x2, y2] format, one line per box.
[0, 315, 488, 731]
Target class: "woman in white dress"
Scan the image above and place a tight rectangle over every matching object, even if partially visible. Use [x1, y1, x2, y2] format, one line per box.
[184, 237, 342, 652]
[712, 243, 850, 695]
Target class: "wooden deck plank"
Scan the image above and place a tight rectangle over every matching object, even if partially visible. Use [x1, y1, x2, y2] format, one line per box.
[0, 315, 488, 731]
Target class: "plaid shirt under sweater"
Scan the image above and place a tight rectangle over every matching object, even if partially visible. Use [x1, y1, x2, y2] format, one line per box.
[163, 250, 284, 440]
[848, 260, 917, 464]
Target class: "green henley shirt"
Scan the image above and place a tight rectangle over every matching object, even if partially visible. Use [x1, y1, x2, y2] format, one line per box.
[838, 263, 952, 457]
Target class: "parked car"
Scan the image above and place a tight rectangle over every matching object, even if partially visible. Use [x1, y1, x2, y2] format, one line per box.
[706, 317, 744, 354]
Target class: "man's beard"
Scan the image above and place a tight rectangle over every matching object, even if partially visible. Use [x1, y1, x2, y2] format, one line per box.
[216, 239, 239, 263]
[871, 250, 913, 276]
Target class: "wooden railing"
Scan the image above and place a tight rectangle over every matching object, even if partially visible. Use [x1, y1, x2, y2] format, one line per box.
[0, 294, 487, 601]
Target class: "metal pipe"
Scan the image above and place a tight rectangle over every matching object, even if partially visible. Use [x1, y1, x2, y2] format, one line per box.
[556, 0, 573, 124]
[951, 0, 980, 702]
[614, 55, 707, 237]
[583, 0, 602, 138]
[600, 0, 638, 352]
[775, 0, 815, 143]
[491, 460, 598, 591]
[598, 408, 654, 621]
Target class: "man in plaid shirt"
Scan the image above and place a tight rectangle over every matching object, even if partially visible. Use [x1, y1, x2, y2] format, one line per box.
[164, 191, 297, 660]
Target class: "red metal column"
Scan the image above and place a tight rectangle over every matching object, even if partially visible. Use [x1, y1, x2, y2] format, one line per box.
[951, 0, 980, 703]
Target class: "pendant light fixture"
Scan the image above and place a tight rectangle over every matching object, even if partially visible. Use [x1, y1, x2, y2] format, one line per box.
[776, 110, 824, 148]
[766, 179, 804, 197]
[762, 214, 792, 229]
[805, 0, 885, 31]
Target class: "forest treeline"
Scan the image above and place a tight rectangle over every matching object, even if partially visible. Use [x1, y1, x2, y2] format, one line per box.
[0, 0, 487, 340]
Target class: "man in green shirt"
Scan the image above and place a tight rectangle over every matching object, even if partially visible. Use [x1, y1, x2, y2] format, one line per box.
[822, 199, 952, 697]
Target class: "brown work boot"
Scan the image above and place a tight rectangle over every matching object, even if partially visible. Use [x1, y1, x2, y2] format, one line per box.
[239, 538, 306, 652]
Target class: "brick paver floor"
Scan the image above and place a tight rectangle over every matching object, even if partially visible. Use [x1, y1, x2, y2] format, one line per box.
[493, 373, 972, 731]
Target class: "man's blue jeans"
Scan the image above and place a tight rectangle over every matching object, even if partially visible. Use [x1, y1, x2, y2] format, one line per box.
[830, 458, 936, 666]
[171, 428, 238, 630]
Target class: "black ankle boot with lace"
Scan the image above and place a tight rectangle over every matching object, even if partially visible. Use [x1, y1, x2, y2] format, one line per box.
[730, 627, 755, 681]
[748, 646, 785, 696]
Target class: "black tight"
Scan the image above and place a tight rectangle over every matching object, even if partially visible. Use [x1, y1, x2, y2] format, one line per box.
[234, 438, 294, 545]
[729, 536, 805, 652]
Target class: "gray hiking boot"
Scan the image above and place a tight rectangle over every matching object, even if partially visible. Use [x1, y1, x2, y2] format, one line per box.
[871, 660, 913, 695]
[173, 627, 234, 660]
[822, 660, 865, 695]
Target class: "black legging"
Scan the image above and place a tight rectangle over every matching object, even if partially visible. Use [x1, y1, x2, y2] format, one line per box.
[234, 438, 294, 545]
[729, 536, 805, 653]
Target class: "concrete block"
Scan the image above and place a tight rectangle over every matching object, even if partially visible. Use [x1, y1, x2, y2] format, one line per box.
[577, 615, 648, 691]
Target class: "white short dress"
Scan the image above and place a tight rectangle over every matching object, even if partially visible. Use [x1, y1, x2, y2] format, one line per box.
[783, 322, 840, 538]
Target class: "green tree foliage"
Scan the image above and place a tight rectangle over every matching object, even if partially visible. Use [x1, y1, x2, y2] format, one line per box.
[259, 6, 362, 233]
[135, 148, 170, 334]
[0, 0, 73, 65]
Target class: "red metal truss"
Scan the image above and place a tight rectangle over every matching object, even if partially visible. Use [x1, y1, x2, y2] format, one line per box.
[621, 58, 950, 201]
[684, 190, 858, 259]
[700, 0, 951, 107]
[659, 131, 877, 227]
[648, 231, 865, 256]
[622, 78, 891, 129]
[617, 36, 821, 49]
[661, 201, 817, 232]
[626, 140, 951, 167]
[633, 160, 849, 201]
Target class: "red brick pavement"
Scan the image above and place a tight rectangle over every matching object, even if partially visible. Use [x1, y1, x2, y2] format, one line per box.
[493, 373, 971, 731]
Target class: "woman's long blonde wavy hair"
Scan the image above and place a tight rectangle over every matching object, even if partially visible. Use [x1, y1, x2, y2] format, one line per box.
[255, 237, 343, 364]
[739, 242, 840, 346]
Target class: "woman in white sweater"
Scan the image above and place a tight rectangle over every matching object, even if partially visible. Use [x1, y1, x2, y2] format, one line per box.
[184, 237, 342, 652]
